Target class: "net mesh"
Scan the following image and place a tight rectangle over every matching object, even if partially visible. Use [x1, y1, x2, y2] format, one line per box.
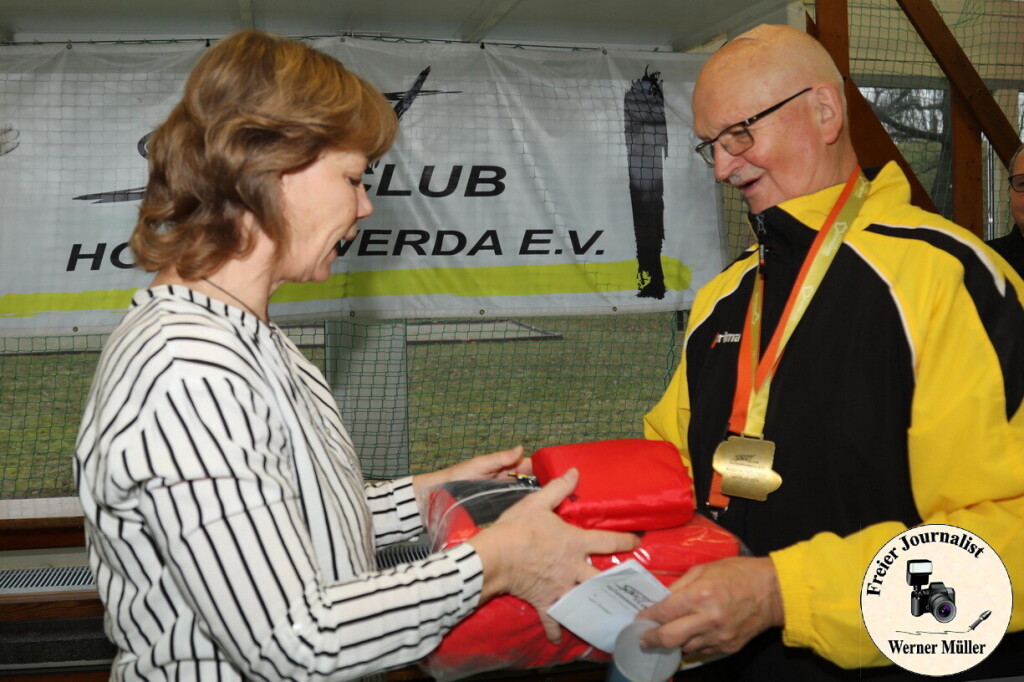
[2, 0, 1023, 500]
[0, 314, 684, 498]
[835, 0, 1022, 241]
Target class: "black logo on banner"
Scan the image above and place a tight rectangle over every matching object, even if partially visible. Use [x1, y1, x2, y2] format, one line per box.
[72, 67, 459, 206]
[624, 68, 667, 299]
[65, 62, 665, 292]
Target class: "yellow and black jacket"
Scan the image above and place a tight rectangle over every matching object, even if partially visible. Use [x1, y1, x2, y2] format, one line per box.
[645, 162, 1024, 674]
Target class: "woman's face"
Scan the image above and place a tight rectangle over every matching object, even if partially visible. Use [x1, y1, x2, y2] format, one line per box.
[275, 149, 372, 283]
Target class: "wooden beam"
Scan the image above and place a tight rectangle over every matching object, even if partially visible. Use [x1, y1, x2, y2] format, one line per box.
[896, 0, 1021, 168]
[813, 0, 849, 76]
[0, 497, 85, 550]
[808, 11, 937, 213]
[951, 88, 983, 237]
[0, 590, 103, 622]
[0, 672, 109, 682]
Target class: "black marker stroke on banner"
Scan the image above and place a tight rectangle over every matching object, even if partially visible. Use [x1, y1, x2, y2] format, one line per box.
[624, 67, 668, 299]
[1, 122, 19, 157]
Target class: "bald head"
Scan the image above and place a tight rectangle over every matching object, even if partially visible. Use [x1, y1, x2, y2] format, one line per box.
[697, 25, 843, 103]
[692, 24, 858, 213]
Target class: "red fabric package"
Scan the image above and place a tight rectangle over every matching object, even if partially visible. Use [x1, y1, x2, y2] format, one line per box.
[420, 514, 740, 681]
[531, 438, 694, 531]
[591, 514, 741, 579]
[419, 440, 737, 681]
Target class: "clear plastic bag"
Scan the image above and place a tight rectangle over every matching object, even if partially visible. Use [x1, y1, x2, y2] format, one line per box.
[421, 479, 740, 681]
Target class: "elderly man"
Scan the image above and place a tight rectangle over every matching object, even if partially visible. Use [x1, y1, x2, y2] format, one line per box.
[639, 24, 1024, 680]
[986, 143, 1024, 279]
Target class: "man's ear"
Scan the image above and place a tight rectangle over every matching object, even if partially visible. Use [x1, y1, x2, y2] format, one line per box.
[815, 84, 845, 145]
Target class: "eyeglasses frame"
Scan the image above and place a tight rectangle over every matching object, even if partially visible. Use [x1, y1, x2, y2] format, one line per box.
[1009, 174, 1024, 193]
[694, 87, 814, 167]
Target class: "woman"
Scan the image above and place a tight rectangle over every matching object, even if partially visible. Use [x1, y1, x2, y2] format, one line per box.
[74, 30, 636, 681]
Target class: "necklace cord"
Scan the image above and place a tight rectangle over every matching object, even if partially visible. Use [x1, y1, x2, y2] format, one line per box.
[202, 277, 267, 322]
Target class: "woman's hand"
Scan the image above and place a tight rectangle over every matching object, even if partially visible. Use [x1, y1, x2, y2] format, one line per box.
[440, 445, 533, 481]
[467, 468, 640, 642]
[412, 446, 531, 515]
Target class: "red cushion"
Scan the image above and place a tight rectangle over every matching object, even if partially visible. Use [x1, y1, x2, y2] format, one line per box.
[591, 514, 740, 578]
[531, 438, 694, 531]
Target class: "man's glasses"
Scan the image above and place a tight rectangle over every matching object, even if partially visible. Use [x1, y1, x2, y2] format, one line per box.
[694, 87, 813, 167]
[1010, 174, 1024, 193]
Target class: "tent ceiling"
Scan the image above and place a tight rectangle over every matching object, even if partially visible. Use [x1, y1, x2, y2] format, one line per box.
[0, 0, 799, 52]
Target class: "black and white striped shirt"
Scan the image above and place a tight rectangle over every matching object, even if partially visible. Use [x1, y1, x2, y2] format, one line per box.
[74, 286, 483, 681]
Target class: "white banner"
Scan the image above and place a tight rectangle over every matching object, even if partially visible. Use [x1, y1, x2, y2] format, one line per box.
[0, 38, 722, 335]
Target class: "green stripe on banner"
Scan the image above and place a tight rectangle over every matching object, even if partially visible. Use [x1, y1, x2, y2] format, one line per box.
[0, 258, 692, 317]
[0, 288, 137, 318]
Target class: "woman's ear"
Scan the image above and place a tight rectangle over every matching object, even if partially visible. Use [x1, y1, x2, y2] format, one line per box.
[815, 83, 845, 145]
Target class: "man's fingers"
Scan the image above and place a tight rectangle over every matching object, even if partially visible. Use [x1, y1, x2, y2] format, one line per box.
[641, 613, 701, 650]
[638, 588, 695, 632]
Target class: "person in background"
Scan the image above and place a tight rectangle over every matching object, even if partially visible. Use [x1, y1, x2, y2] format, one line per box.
[74, 29, 636, 681]
[639, 24, 1024, 680]
[986, 142, 1024, 278]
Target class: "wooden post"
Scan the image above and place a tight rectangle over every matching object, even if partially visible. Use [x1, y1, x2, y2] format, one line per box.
[951, 88, 984, 237]
[809, 5, 937, 212]
[896, 0, 1021, 168]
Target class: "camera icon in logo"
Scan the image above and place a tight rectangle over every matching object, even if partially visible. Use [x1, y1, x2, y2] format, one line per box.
[907, 559, 956, 623]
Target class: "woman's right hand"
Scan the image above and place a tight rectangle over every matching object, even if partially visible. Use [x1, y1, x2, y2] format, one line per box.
[465, 467, 639, 642]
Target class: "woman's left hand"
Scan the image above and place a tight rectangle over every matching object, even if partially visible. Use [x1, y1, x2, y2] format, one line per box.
[412, 446, 531, 512]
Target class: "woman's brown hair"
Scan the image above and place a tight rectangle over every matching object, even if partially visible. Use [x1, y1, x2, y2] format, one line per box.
[130, 30, 398, 278]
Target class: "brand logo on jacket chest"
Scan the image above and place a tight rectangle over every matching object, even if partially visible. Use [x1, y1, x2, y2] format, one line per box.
[710, 332, 741, 347]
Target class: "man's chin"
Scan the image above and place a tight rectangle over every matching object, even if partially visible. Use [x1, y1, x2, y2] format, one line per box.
[743, 189, 779, 215]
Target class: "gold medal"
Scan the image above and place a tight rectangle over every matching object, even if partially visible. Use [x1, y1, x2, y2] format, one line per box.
[711, 436, 782, 502]
[707, 170, 867, 514]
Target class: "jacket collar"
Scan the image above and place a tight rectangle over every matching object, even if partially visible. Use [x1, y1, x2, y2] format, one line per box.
[750, 161, 905, 237]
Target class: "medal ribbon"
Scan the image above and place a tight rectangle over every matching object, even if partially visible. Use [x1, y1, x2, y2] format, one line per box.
[708, 168, 870, 510]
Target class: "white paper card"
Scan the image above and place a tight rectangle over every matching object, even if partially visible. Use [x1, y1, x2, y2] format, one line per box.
[547, 559, 671, 652]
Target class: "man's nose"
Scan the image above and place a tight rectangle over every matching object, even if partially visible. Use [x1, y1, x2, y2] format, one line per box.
[713, 145, 742, 182]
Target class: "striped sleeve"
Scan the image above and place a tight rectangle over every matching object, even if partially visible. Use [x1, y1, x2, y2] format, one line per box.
[365, 477, 424, 547]
[133, 368, 482, 681]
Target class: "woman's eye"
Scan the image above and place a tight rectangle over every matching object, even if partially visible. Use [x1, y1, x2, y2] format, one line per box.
[348, 177, 363, 187]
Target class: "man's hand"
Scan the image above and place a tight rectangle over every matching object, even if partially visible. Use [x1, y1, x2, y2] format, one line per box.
[637, 556, 784, 657]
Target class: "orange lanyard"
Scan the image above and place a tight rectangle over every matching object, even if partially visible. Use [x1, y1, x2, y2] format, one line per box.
[708, 168, 869, 510]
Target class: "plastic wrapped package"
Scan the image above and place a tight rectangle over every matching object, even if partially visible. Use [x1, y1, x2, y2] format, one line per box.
[426, 479, 538, 550]
[419, 439, 740, 682]
[532, 438, 695, 531]
[421, 592, 605, 681]
[591, 514, 741, 579]
[421, 509, 740, 681]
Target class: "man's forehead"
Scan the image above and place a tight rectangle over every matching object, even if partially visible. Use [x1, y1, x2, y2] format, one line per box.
[693, 65, 788, 133]
[693, 26, 833, 133]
